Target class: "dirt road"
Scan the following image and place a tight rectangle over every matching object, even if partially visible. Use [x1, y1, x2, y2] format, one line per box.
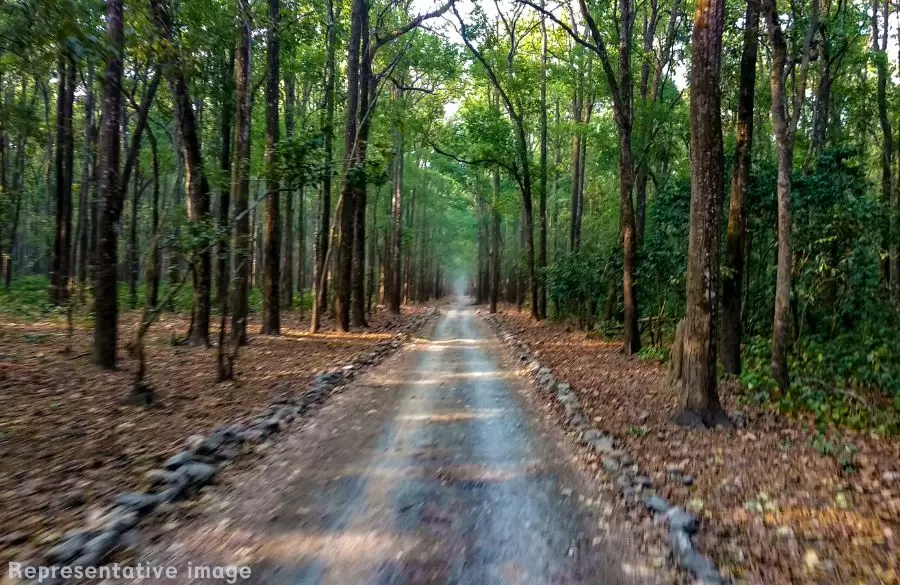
[135, 305, 655, 585]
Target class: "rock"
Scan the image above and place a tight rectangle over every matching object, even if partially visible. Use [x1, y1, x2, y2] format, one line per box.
[730, 410, 746, 428]
[83, 530, 118, 556]
[194, 433, 225, 456]
[615, 474, 632, 491]
[632, 475, 653, 489]
[164, 450, 194, 470]
[601, 457, 620, 474]
[184, 434, 206, 450]
[105, 509, 138, 533]
[665, 507, 699, 534]
[681, 474, 694, 486]
[157, 486, 183, 503]
[582, 429, 602, 443]
[145, 469, 184, 485]
[882, 471, 899, 483]
[180, 462, 216, 485]
[645, 495, 670, 514]
[61, 488, 86, 507]
[589, 436, 616, 454]
[114, 493, 159, 513]
[668, 527, 693, 558]
[528, 360, 541, 372]
[240, 429, 266, 443]
[569, 414, 588, 428]
[46, 534, 86, 563]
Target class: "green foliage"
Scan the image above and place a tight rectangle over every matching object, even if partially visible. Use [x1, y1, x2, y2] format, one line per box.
[544, 249, 611, 325]
[0, 276, 58, 318]
[741, 332, 900, 435]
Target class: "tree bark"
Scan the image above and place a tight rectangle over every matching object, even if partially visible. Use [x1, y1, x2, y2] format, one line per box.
[720, 0, 759, 376]
[150, 0, 213, 346]
[147, 128, 161, 309]
[92, 0, 124, 369]
[675, 0, 729, 427]
[231, 0, 253, 346]
[538, 0, 548, 319]
[763, 0, 817, 393]
[281, 74, 296, 310]
[76, 64, 95, 296]
[216, 49, 234, 315]
[261, 0, 281, 335]
[387, 93, 404, 314]
[311, 0, 338, 332]
[51, 53, 75, 306]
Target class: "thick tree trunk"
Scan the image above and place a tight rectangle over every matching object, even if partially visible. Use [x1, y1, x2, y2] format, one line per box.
[52, 54, 75, 306]
[311, 0, 338, 332]
[720, 0, 759, 376]
[261, 0, 281, 335]
[231, 0, 252, 346]
[387, 108, 404, 314]
[92, 0, 124, 369]
[675, 0, 729, 428]
[334, 0, 365, 332]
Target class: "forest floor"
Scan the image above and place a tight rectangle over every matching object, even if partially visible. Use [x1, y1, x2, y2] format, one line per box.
[0, 305, 432, 568]
[487, 309, 899, 585]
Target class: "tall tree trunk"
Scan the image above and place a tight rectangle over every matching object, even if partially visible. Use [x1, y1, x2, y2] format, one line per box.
[763, 0, 817, 393]
[335, 0, 364, 332]
[720, 0, 759, 376]
[216, 49, 234, 315]
[675, 0, 729, 427]
[76, 64, 95, 296]
[873, 0, 894, 286]
[147, 128, 161, 309]
[52, 54, 75, 305]
[538, 0, 548, 319]
[92, 0, 125, 369]
[128, 154, 141, 309]
[231, 0, 252, 346]
[261, 0, 281, 335]
[489, 165, 501, 313]
[281, 74, 295, 310]
[569, 86, 583, 252]
[150, 0, 213, 346]
[311, 0, 337, 332]
[387, 90, 404, 314]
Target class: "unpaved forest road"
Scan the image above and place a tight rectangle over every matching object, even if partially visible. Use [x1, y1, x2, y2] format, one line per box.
[136, 305, 652, 585]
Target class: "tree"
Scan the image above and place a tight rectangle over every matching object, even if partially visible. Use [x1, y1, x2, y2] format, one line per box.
[763, 0, 818, 393]
[231, 0, 252, 346]
[92, 0, 124, 369]
[261, 0, 281, 336]
[150, 0, 214, 347]
[673, 0, 729, 428]
[720, 0, 760, 376]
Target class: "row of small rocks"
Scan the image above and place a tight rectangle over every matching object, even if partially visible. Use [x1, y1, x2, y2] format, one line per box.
[34, 309, 437, 583]
[484, 315, 727, 585]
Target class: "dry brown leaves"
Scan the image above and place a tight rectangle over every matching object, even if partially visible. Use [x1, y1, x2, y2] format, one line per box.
[491, 310, 899, 585]
[0, 306, 430, 565]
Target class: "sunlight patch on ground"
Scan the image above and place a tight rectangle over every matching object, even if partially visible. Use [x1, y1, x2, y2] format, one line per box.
[396, 408, 507, 422]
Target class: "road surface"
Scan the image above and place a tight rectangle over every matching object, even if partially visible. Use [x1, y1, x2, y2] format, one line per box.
[135, 305, 654, 585]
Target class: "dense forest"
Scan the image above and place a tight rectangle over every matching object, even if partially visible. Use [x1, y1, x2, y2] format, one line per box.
[0, 0, 898, 431]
